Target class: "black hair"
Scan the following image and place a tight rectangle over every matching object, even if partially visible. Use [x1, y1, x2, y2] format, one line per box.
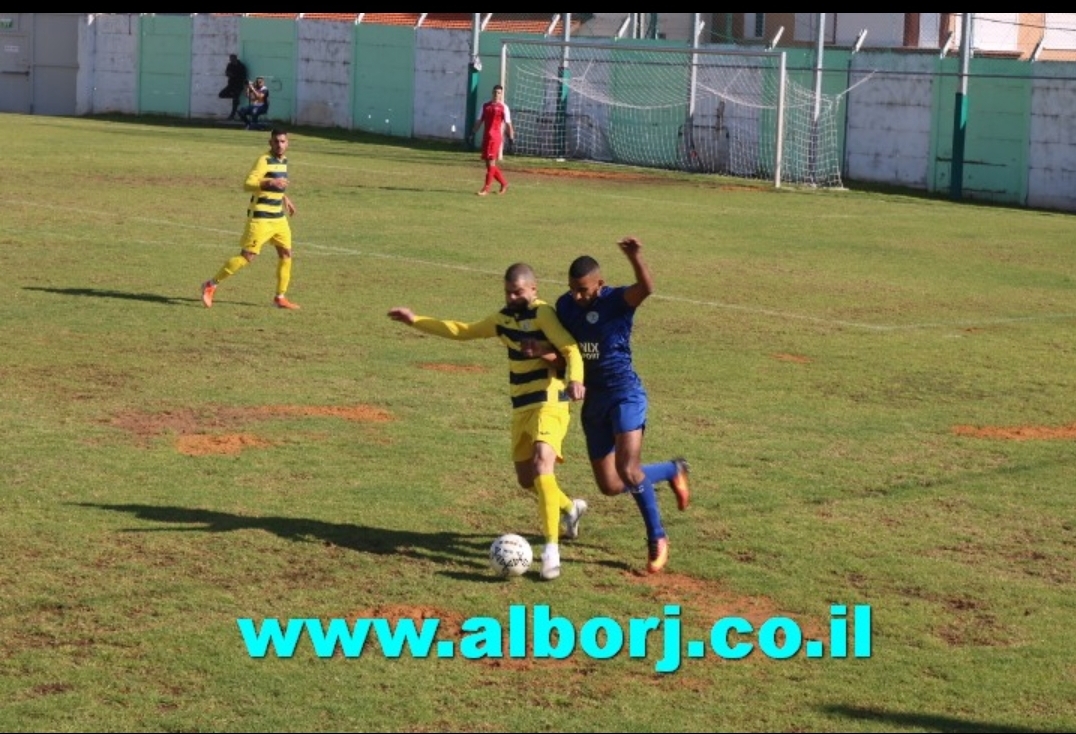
[568, 256, 600, 279]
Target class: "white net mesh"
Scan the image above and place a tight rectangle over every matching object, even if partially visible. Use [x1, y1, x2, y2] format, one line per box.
[502, 40, 844, 187]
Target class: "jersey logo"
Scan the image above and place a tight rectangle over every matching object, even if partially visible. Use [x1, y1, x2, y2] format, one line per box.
[586, 311, 600, 324]
[519, 320, 533, 331]
[580, 342, 600, 360]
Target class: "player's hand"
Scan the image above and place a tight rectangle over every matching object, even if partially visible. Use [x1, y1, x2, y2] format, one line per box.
[263, 178, 287, 191]
[506, 137, 515, 155]
[283, 196, 296, 216]
[567, 381, 585, 402]
[519, 338, 545, 358]
[618, 237, 642, 256]
[387, 307, 417, 325]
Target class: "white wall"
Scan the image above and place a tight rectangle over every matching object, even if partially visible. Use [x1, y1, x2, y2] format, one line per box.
[1043, 13, 1076, 50]
[89, 13, 138, 114]
[76, 15, 97, 115]
[843, 53, 936, 188]
[412, 27, 469, 140]
[190, 14, 239, 120]
[296, 19, 353, 129]
[834, 13, 903, 47]
[573, 13, 701, 41]
[1027, 68, 1076, 211]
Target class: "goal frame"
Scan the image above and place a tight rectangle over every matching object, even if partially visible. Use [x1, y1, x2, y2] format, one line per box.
[499, 38, 789, 188]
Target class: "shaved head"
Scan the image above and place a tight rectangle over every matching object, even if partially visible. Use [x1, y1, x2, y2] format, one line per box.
[504, 262, 536, 285]
[503, 263, 538, 313]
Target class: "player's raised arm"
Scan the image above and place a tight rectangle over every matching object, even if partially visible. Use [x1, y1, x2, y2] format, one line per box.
[619, 237, 655, 309]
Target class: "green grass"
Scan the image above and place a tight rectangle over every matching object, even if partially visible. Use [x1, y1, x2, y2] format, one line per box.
[4, 111, 1076, 732]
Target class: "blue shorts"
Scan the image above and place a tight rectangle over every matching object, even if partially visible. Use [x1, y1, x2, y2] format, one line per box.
[581, 389, 647, 460]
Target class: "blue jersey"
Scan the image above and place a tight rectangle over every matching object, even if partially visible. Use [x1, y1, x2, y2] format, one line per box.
[555, 285, 643, 397]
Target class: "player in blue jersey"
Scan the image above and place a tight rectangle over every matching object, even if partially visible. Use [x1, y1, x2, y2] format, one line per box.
[549, 237, 690, 574]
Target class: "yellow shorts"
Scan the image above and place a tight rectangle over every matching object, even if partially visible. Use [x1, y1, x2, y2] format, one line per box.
[240, 217, 292, 255]
[510, 404, 570, 463]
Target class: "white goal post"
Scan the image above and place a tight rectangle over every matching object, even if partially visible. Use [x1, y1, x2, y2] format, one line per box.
[499, 39, 844, 188]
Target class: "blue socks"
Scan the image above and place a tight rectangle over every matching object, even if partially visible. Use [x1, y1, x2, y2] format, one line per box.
[629, 479, 666, 542]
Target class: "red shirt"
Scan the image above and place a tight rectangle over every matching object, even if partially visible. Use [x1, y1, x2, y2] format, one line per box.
[480, 101, 511, 142]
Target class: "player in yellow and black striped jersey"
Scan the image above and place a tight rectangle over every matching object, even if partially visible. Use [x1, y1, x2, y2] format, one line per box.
[201, 128, 300, 310]
[388, 263, 588, 581]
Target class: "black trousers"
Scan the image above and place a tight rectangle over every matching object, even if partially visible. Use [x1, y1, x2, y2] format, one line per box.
[219, 84, 244, 117]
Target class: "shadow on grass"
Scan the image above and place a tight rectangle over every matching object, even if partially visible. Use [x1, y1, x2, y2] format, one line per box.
[75, 502, 490, 571]
[24, 286, 203, 306]
[591, 558, 635, 572]
[85, 112, 465, 156]
[822, 705, 1063, 733]
[342, 182, 465, 195]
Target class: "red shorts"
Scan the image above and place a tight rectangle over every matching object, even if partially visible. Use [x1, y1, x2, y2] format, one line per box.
[482, 134, 502, 161]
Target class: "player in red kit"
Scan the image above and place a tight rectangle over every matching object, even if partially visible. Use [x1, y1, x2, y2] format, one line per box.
[472, 84, 515, 196]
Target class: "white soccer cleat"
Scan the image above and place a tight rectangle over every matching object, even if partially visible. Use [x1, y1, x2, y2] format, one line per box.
[561, 499, 588, 540]
[540, 544, 561, 580]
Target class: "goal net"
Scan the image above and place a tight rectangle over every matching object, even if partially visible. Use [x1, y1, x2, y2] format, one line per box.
[500, 39, 844, 188]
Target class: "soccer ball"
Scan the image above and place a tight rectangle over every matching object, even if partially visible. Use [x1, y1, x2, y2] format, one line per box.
[489, 533, 533, 577]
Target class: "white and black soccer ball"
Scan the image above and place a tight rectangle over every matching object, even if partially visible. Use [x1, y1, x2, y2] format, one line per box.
[489, 533, 533, 577]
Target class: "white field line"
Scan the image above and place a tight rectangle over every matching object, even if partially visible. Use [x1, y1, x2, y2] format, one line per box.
[14, 198, 1075, 331]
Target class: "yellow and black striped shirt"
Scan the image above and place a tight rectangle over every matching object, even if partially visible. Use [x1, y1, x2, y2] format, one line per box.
[244, 153, 288, 219]
[410, 300, 583, 412]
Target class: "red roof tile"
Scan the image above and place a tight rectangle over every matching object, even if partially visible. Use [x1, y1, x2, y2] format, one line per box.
[214, 12, 576, 34]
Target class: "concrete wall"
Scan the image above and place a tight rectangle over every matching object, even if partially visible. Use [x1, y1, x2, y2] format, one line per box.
[28, 13, 1076, 213]
[88, 13, 139, 114]
[1027, 66, 1076, 211]
[190, 14, 239, 119]
[297, 19, 352, 129]
[413, 28, 470, 141]
[844, 52, 937, 188]
[76, 16, 96, 115]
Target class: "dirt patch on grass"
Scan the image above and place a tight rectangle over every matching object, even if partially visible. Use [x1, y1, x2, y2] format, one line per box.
[518, 166, 674, 183]
[628, 570, 828, 643]
[952, 423, 1076, 440]
[418, 363, 489, 374]
[347, 603, 574, 670]
[256, 405, 393, 422]
[898, 586, 1009, 647]
[516, 165, 762, 191]
[176, 433, 273, 456]
[110, 404, 393, 455]
[936, 595, 1006, 647]
[772, 353, 812, 364]
[358, 604, 469, 638]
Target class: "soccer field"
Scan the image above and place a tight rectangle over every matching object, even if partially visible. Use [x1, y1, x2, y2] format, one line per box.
[4, 112, 1076, 732]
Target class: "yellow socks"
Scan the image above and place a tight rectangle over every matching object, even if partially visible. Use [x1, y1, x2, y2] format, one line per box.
[276, 256, 292, 296]
[214, 255, 248, 283]
[534, 474, 571, 545]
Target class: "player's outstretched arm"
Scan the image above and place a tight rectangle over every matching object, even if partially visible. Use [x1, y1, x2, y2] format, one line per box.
[619, 236, 655, 308]
[387, 307, 417, 325]
[389, 310, 499, 341]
